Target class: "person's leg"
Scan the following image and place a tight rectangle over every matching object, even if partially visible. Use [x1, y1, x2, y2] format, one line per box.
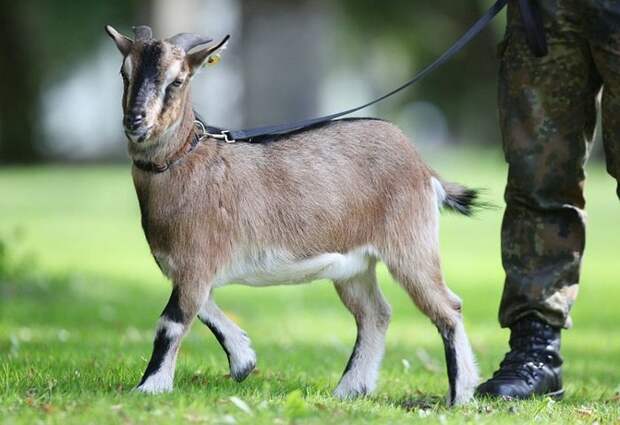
[498, 1, 600, 330]
[586, 2, 620, 199]
[477, 0, 601, 399]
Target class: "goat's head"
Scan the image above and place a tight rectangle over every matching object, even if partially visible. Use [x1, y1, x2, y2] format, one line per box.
[105, 25, 229, 144]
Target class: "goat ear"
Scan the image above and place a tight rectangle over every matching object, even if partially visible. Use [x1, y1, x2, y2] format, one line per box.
[187, 35, 230, 75]
[105, 25, 132, 56]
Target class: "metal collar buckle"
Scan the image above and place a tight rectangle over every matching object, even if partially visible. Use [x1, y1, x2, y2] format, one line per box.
[193, 119, 208, 141]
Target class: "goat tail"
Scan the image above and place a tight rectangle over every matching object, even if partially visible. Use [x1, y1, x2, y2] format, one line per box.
[430, 175, 486, 217]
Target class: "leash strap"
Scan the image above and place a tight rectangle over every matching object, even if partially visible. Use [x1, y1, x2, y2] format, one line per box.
[518, 0, 548, 57]
[207, 0, 508, 143]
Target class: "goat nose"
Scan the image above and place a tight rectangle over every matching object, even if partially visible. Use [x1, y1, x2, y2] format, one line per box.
[124, 110, 145, 129]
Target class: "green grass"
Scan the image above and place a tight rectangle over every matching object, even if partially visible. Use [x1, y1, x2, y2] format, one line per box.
[1, 148, 619, 424]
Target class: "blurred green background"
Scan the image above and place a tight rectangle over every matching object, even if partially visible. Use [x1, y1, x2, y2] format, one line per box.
[2, 0, 518, 163]
[1, 0, 619, 424]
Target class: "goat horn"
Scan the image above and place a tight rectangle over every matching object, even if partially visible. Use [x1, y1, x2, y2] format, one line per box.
[132, 25, 153, 41]
[166, 33, 213, 52]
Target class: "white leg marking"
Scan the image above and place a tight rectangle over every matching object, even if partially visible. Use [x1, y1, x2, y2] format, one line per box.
[135, 317, 186, 394]
[135, 353, 176, 394]
[333, 327, 387, 399]
[159, 317, 184, 338]
[333, 263, 391, 399]
[451, 320, 479, 405]
[199, 298, 256, 381]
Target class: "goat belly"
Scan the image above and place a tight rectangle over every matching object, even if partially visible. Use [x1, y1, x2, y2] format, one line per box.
[212, 245, 380, 287]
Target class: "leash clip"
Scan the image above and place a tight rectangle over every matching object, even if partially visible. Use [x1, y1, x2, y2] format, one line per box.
[206, 129, 236, 144]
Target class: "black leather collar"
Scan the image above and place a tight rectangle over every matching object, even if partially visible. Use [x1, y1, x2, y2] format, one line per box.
[133, 119, 206, 173]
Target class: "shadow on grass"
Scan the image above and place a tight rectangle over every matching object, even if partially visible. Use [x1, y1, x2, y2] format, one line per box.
[387, 394, 444, 411]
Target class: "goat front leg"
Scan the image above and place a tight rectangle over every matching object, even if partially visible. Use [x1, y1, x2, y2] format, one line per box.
[136, 282, 209, 394]
[198, 296, 256, 382]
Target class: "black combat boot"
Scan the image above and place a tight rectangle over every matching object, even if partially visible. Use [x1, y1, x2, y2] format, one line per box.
[476, 316, 564, 399]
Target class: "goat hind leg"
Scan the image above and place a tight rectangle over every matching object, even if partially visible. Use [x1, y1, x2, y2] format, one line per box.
[438, 309, 478, 405]
[387, 258, 478, 405]
[333, 260, 392, 399]
[198, 296, 256, 382]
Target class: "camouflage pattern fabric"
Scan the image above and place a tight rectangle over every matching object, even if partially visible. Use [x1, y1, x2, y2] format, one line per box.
[498, 0, 620, 329]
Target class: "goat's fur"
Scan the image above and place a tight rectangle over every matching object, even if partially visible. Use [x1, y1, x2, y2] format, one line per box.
[106, 25, 479, 405]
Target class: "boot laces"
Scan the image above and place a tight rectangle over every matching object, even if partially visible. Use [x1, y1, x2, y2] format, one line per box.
[494, 351, 546, 383]
[493, 334, 556, 384]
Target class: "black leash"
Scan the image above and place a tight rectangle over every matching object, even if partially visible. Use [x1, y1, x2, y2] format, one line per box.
[206, 0, 509, 143]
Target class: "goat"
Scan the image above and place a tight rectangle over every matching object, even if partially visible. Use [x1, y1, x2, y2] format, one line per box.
[105, 24, 480, 405]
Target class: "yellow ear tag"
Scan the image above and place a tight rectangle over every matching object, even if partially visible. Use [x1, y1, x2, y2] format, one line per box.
[206, 54, 221, 67]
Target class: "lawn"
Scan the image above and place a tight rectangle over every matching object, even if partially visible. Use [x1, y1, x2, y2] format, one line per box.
[1, 148, 619, 424]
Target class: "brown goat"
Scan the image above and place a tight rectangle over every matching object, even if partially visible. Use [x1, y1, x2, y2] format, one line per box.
[105, 25, 479, 405]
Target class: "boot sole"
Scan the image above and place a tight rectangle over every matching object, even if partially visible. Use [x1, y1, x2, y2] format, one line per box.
[475, 388, 565, 401]
[545, 389, 564, 400]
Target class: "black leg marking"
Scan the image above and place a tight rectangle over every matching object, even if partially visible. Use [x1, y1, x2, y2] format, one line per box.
[199, 315, 255, 382]
[139, 327, 172, 385]
[342, 333, 362, 376]
[440, 328, 458, 406]
[162, 286, 184, 323]
[138, 288, 184, 386]
[200, 317, 231, 360]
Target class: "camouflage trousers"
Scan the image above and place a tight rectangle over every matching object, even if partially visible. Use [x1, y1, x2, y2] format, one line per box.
[498, 0, 620, 328]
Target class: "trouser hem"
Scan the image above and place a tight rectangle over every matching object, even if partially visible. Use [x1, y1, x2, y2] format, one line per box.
[499, 310, 570, 330]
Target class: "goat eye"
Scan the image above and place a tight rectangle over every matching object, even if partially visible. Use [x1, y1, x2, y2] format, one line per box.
[171, 79, 184, 87]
